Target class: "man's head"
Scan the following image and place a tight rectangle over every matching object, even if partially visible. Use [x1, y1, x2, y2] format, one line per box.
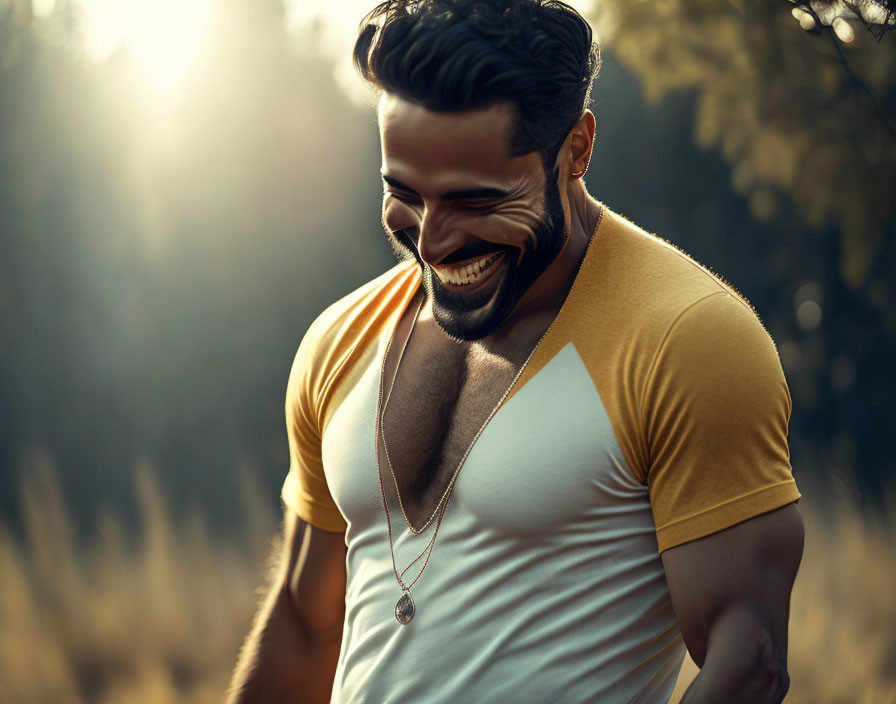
[355, 0, 600, 341]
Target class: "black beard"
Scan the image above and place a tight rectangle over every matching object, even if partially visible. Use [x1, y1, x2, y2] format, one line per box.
[386, 165, 568, 342]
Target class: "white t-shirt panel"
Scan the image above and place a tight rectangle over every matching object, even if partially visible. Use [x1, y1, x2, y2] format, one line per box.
[322, 339, 685, 704]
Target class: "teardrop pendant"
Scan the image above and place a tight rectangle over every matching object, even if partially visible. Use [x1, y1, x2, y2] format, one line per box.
[395, 591, 415, 625]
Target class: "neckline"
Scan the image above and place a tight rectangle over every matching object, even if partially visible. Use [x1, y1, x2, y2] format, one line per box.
[377, 200, 606, 469]
[389, 202, 606, 360]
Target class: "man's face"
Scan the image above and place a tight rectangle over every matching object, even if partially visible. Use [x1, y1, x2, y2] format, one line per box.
[378, 94, 568, 341]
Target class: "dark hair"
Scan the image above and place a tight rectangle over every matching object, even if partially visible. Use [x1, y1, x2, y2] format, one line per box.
[354, 0, 600, 165]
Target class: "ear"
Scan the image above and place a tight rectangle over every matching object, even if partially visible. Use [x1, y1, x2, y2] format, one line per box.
[566, 110, 596, 180]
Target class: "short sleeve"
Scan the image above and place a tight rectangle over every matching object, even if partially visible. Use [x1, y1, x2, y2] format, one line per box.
[280, 324, 348, 533]
[644, 291, 800, 553]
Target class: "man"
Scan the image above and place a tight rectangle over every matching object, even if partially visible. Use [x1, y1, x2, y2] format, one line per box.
[228, 1, 804, 702]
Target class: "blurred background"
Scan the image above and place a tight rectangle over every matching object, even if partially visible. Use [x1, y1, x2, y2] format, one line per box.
[0, 0, 894, 701]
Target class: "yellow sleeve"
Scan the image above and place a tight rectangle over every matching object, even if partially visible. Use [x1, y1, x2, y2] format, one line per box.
[644, 291, 800, 553]
[280, 321, 348, 533]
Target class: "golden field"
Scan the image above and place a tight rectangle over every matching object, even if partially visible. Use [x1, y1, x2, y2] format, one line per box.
[1, 458, 894, 704]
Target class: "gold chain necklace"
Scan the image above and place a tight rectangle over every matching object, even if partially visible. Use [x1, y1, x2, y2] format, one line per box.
[375, 295, 551, 625]
[379, 298, 468, 536]
[375, 205, 603, 626]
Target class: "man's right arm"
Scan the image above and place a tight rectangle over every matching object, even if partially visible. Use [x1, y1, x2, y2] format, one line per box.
[227, 510, 347, 704]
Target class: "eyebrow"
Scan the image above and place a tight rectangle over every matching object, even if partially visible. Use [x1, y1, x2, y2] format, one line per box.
[382, 175, 512, 201]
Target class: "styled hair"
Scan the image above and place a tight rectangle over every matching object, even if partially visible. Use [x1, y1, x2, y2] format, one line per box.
[354, 0, 600, 165]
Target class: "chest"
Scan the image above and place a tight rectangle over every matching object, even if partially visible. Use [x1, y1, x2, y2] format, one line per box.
[324, 332, 646, 546]
[378, 313, 525, 530]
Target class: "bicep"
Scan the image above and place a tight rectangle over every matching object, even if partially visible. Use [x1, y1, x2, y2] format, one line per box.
[660, 502, 804, 667]
[282, 510, 347, 638]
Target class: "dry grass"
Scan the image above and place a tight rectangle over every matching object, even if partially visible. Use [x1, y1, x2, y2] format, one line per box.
[1, 457, 894, 703]
[0, 455, 277, 704]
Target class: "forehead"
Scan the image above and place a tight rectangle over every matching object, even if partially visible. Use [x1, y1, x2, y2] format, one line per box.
[377, 94, 541, 187]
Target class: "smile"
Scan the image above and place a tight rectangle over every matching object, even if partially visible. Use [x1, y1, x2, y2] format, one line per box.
[432, 252, 504, 287]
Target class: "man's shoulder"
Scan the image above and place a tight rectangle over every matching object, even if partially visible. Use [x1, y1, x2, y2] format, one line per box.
[601, 207, 751, 306]
[559, 206, 777, 399]
[590, 207, 762, 335]
[599, 209, 784, 400]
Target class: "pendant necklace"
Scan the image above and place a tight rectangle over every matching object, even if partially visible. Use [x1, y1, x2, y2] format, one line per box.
[376, 292, 558, 625]
[375, 206, 603, 626]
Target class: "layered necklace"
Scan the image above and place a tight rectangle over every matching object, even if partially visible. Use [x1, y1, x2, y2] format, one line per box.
[374, 207, 602, 626]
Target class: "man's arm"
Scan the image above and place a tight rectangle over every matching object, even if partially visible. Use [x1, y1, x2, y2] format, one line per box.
[661, 502, 805, 703]
[227, 510, 347, 704]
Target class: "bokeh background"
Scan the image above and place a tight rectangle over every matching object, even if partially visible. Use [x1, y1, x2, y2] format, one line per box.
[1, 0, 894, 701]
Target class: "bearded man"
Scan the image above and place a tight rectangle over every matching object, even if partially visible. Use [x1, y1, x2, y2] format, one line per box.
[228, 2, 804, 702]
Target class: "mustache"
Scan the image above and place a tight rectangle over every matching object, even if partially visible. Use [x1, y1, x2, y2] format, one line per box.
[389, 227, 510, 265]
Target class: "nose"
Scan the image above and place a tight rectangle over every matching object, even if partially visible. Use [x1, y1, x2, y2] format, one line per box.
[416, 205, 465, 266]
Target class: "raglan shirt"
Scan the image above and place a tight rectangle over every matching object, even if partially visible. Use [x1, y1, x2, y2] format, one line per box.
[280, 206, 801, 703]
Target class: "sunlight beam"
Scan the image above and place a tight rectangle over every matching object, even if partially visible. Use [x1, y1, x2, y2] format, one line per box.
[76, 0, 213, 101]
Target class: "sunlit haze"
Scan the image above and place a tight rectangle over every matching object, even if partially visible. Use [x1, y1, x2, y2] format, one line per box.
[31, 0, 212, 100]
[34, 0, 593, 105]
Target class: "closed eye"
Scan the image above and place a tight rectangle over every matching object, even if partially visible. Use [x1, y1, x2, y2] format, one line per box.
[386, 189, 499, 212]
[457, 201, 499, 213]
[386, 190, 423, 206]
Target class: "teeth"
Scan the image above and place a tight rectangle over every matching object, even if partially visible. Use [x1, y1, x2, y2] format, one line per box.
[434, 253, 501, 286]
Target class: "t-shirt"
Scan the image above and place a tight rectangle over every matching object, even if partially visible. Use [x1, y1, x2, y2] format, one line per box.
[280, 205, 801, 703]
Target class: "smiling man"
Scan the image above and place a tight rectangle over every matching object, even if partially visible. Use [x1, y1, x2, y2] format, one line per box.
[227, 2, 804, 703]
[378, 94, 577, 344]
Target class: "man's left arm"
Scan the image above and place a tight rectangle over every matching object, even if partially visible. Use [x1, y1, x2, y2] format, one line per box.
[661, 502, 805, 703]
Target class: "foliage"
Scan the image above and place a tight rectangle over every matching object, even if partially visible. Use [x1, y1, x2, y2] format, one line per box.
[588, 0, 896, 288]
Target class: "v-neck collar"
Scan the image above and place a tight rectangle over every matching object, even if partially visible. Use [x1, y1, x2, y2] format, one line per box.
[378, 202, 606, 445]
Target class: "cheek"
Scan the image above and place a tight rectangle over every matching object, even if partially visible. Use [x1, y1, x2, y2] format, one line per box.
[463, 206, 544, 249]
[382, 196, 420, 233]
